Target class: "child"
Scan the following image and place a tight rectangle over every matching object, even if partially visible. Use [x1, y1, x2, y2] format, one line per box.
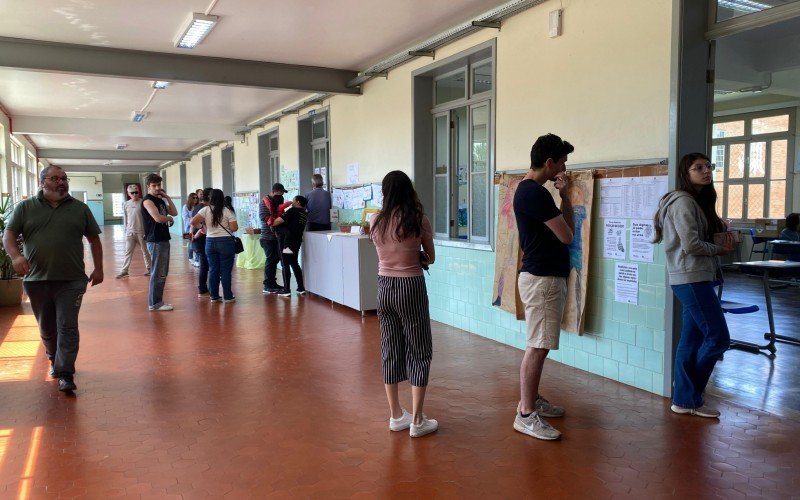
[271, 198, 295, 254]
[273, 196, 309, 297]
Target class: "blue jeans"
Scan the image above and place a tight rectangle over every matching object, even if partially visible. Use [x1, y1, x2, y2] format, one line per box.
[670, 281, 730, 408]
[147, 241, 171, 308]
[206, 237, 236, 300]
[24, 280, 88, 379]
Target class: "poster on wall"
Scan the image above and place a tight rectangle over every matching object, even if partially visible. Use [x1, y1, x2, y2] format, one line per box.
[603, 218, 627, 259]
[629, 219, 655, 262]
[346, 163, 359, 184]
[493, 170, 595, 334]
[599, 176, 668, 219]
[615, 263, 639, 305]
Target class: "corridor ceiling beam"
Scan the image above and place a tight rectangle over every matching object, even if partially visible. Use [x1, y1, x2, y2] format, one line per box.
[39, 149, 186, 161]
[14, 116, 238, 141]
[0, 37, 361, 95]
[61, 165, 157, 174]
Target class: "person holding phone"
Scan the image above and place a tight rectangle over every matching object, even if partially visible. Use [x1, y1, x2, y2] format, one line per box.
[653, 153, 735, 418]
[142, 173, 178, 311]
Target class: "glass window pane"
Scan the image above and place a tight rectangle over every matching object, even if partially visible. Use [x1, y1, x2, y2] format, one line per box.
[471, 105, 489, 173]
[312, 119, 326, 140]
[711, 145, 725, 183]
[729, 144, 745, 179]
[435, 176, 448, 234]
[435, 115, 448, 175]
[752, 114, 789, 134]
[716, 1, 786, 22]
[435, 71, 466, 106]
[728, 184, 743, 219]
[749, 142, 765, 178]
[712, 120, 744, 138]
[768, 180, 786, 219]
[471, 173, 487, 238]
[472, 63, 492, 95]
[747, 184, 765, 220]
[269, 136, 278, 152]
[454, 107, 469, 239]
[770, 139, 787, 179]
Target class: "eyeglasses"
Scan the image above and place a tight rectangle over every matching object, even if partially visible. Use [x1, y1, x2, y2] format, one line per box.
[689, 163, 715, 172]
[129, 191, 140, 195]
[46, 176, 69, 183]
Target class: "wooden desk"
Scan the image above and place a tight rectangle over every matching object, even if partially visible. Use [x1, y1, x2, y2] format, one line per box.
[731, 260, 800, 356]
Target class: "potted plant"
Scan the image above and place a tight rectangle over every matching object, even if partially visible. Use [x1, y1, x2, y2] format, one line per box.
[0, 194, 24, 306]
[339, 220, 358, 233]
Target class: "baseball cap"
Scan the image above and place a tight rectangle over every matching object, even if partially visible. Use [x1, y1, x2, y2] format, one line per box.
[272, 183, 287, 193]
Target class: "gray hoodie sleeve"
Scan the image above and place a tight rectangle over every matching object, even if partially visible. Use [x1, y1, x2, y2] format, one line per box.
[669, 196, 721, 256]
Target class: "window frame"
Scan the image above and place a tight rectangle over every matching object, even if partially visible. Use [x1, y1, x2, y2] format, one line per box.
[711, 107, 795, 222]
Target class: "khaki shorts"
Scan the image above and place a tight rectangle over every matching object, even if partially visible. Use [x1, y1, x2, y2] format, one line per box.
[518, 272, 567, 350]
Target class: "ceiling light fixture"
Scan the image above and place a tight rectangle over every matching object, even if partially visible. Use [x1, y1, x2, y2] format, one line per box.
[175, 13, 219, 49]
[115, 144, 128, 150]
[152, 81, 170, 89]
[131, 111, 148, 123]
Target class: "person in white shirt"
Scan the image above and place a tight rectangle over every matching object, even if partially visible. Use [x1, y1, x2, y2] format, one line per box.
[191, 189, 238, 302]
[116, 184, 151, 278]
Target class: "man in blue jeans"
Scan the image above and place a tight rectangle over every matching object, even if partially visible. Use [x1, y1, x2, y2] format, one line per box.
[141, 172, 178, 311]
[3, 166, 104, 393]
[259, 183, 287, 294]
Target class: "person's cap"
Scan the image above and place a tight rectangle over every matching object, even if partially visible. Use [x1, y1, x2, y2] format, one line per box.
[272, 183, 287, 193]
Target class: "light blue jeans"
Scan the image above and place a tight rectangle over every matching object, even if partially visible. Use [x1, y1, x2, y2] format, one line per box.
[670, 281, 730, 408]
[147, 241, 171, 308]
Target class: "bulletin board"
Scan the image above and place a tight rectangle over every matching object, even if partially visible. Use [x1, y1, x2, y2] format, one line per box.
[232, 191, 261, 230]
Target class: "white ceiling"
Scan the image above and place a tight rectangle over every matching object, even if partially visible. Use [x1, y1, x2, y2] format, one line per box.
[0, 0, 510, 170]
[714, 14, 800, 105]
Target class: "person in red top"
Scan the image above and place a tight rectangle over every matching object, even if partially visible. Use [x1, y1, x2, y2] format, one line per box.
[370, 170, 437, 438]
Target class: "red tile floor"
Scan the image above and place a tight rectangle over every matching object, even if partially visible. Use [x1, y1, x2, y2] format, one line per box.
[0, 227, 798, 498]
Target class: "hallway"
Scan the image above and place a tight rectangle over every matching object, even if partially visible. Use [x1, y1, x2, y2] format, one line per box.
[0, 228, 798, 498]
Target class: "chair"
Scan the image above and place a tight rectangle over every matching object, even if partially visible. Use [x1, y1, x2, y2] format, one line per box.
[748, 228, 769, 261]
[714, 280, 760, 315]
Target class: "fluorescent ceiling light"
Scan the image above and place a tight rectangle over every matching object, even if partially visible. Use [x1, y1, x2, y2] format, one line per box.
[131, 111, 148, 122]
[152, 81, 170, 89]
[175, 13, 219, 49]
[115, 143, 128, 150]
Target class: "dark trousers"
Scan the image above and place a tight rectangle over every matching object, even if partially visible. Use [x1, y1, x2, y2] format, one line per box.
[260, 238, 280, 289]
[308, 222, 331, 231]
[280, 248, 305, 293]
[24, 280, 88, 380]
[194, 236, 209, 294]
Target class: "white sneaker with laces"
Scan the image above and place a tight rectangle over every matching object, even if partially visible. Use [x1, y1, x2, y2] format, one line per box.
[410, 417, 438, 438]
[149, 304, 174, 312]
[513, 411, 561, 440]
[670, 404, 720, 418]
[389, 409, 413, 431]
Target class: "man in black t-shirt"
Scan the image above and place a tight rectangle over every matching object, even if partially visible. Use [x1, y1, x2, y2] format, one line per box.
[512, 133, 575, 441]
[141, 173, 178, 311]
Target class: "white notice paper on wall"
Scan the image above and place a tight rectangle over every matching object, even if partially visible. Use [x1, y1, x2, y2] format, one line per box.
[629, 219, 655, 262]
[332, 188, 345, 208]
[346, 163, 359, 185]
[604, 218, 627, 259]
[598, 176, 668, 219]
[615, 263, 639, 305]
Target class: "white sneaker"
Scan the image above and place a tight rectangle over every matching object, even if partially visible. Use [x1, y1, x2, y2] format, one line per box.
[670, 404, 720, 418]
[513, 412, 561, 440]
[282, 248, 293, 254]
[410, 417, 438, 438]
[149, 304, 174, 312]
[389, 408, 412, 431]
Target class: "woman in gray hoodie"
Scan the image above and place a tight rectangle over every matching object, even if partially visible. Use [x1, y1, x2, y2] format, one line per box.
[653, 152, 735, 418]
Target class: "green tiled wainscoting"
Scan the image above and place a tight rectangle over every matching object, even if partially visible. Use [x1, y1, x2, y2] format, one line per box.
[426, 230, 669, 396]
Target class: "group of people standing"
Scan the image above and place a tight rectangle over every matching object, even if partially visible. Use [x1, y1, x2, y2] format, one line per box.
[3, 137, 742, 439]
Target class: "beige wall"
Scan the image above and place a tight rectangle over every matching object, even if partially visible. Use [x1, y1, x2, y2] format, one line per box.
[164, 0, 673, 193]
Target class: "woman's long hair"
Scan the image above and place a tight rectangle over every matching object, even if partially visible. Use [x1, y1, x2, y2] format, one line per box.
[225, 195, 235, 214]
[208, 189, 226, 227]
[653, 152, 724, 243]
[371, 170, 424, 242]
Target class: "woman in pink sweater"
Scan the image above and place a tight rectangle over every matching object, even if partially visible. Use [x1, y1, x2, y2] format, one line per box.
[370, 170, 437, 438]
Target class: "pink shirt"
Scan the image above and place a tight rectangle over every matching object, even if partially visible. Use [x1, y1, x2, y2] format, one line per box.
[371, 215, 433, 277]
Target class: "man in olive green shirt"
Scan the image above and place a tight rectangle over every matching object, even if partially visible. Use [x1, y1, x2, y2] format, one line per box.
[3, 166, 103, 393]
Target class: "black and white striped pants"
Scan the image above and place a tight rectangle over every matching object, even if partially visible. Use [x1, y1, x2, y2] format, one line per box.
[377, 275, 433, 386]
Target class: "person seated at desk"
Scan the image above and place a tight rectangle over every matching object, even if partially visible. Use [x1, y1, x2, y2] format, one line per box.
[779, 213, 799, 241]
